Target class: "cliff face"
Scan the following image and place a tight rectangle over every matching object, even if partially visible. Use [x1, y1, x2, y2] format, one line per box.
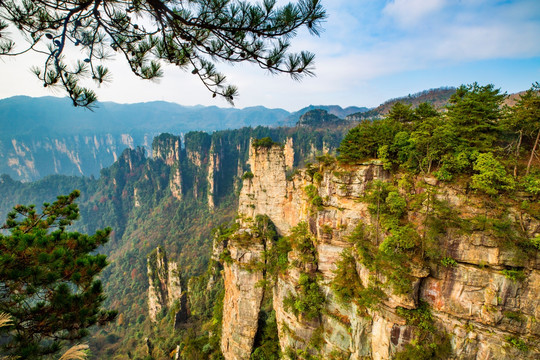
[220, 232, 266, 359]
[147, 247, 184, 322]
[153, 134, 183, 201]
[0, 133, 152, 181]
[220, 144, 540, 359]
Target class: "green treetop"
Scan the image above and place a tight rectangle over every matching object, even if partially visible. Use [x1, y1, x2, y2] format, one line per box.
[446, 82, 506, 149]
[505, 82, 540, 176]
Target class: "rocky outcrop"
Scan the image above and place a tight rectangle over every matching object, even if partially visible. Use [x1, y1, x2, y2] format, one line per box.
[207, 141, 222, 210]
[219, 143, 540, 359]
[296, 109, 343, 127]
[152, 134, 181, 166]
[0, 133, 150, 182]
[170, 165, 183, 201]
[147, 247, 184, 322]
[152, 134, 183, 201]
[220, 228, 266, 360]
[284, 137, 294, 169]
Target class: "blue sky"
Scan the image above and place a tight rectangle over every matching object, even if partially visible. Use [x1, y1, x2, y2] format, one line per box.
[0, 0, 539, 111]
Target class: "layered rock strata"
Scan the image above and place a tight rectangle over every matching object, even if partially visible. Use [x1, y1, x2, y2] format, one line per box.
[220, 143, 540, 359]
[147, 247, 184, 322]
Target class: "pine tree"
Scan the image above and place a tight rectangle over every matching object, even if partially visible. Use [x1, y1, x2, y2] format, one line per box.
[446, 82, 506, 150]
[0, 0, 326, 107]
[0, 191, 116, 359]
[507, 83, 540, 176]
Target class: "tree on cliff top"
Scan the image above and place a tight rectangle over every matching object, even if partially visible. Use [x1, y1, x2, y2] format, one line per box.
[0, 0, 325, 108]
[0, 191, 116, 359]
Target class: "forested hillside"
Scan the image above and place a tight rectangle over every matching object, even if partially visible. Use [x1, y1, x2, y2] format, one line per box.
[0, 119, 355, 358]
[0, 82, 538, 360]
[346, 87, 456, 121]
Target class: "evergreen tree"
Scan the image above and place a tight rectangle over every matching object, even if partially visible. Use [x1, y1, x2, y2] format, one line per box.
[0, 191, 116, 359]
[0, 0, 325, 107]
[446, 82, 506, 149]
[506, 82, 540, 176]
[387, 102, 417, 124]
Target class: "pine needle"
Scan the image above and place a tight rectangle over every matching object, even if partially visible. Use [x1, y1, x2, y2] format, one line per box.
[58, 344, 89, 360]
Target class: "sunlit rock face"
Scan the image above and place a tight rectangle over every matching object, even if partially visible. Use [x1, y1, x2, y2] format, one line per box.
[219, 143, 540, 360]
[147, 247, 184, 322]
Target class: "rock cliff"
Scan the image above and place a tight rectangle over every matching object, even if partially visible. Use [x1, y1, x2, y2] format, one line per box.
[219, 144, 540, 359]
[152, 134, 183, 201]
[147, 247, 184, 322]
[0, 133, 152, 181]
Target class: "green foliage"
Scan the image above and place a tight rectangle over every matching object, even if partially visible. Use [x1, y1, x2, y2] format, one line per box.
[242, 171, 255, 180]
[520, 173, 540, 195]
[220, 248, 234, 264]
[387, 102, 417, 123]
[503, 311, 525, 322]
[503, 82, 540, 178]
[440, 257, 457, 267]
[337, 119, 401, 164]
[0, 191, 117, 359]
[501, 269, 526, 282]
[379, 225, 419, 254]
[330, 249, 385, 312]
[446, 82, 505, 149]
[283, 273, 325, 321]
[264, 236, 292, 281]
[0, 0, 325, 107]
[252, 137, 281, 149]
[311, 195, 324, 209]
[250, 311, 280, 360]
[364, 181, 407, 227]
[394, 302, 452, 360]
[288, 222, 317, 265]
[385, 191, 408, 218]
[396, 302, 436, 333]
[304, 183, 324, 210]
[304, 184, 318, 199]
[358, 181, 426, 295]
[505, 336, 529, 352]
[338, 82, 538, 195]
[530, 235, 540, 250]
[434, 151, 475, 181]
[316, 154, 337, 166]
[471, 153, 515, 195]
[331, 250, 363, 305]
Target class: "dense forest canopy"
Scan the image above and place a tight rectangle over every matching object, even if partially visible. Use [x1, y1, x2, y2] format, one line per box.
[338, 82, 540, 197]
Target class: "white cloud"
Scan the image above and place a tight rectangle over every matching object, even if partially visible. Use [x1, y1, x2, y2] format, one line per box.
[383, 0, 448, 27]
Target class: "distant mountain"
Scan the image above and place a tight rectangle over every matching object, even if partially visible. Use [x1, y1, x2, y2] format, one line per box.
[282, 105, 368, 125]
[504, 91, 526, 107]
[296, 109, 344, 127]
[0, 96, 290, 135]
[0, 96, 291, 181]
[346, 87, 456, 121]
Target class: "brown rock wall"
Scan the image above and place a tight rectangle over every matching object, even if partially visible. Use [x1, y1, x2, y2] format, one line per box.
[219, 143, 539, 359]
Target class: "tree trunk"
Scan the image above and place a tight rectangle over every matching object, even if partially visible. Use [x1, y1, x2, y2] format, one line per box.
[526, 128, 540, 176]
[375, 192, 380, 246]
[514, 130, 522, 178]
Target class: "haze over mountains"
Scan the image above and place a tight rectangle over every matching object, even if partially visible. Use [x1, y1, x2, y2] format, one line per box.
[0, 87, 455, 181]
